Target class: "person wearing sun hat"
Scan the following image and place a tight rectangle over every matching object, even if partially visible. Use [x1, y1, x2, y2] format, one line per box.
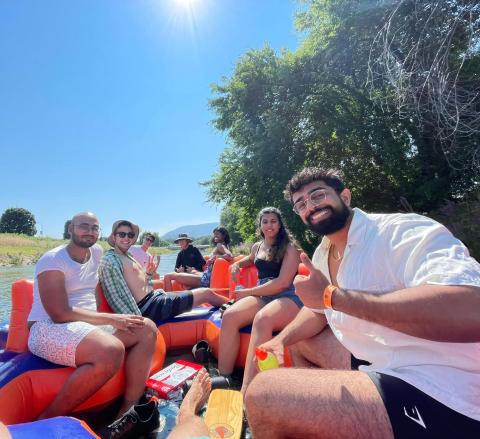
[106, 220, 140, 247]
[162, 233, 206, 291]
[99, 221, 228, 326]
[174, 233, 205, 271]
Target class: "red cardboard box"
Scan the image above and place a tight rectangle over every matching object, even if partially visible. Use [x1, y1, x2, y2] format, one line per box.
[146, 360, 203, 400]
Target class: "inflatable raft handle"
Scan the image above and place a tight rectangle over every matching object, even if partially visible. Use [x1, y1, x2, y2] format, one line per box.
[6, 279, 34, 353]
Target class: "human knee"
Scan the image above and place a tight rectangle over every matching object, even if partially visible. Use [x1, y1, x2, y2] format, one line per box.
[221, 307, 243, 330]
[95, 337, 125, 374]
[139, 318, 158, 345]
[252, 310, 274, 334]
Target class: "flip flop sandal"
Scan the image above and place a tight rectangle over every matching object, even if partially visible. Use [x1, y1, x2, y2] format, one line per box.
[192, 339, 212, 364]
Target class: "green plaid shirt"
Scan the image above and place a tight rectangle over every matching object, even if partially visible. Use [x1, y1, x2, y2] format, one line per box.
[98, 249, 142, 315]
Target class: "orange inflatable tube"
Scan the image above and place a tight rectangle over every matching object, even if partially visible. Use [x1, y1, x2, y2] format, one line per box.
[0, 280, 166, 425]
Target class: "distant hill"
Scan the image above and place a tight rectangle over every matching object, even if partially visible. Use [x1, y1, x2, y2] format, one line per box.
[162, 222, 219, 240]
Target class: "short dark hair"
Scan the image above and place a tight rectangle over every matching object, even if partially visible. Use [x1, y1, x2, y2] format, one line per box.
[284, 168, 345, 202]
[144, 233, 155, 241]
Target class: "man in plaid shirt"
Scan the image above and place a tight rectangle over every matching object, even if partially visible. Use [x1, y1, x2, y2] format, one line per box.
[99, 220, 229, 325]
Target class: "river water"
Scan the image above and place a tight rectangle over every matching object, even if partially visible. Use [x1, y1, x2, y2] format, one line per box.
[0, 253, 179, 323]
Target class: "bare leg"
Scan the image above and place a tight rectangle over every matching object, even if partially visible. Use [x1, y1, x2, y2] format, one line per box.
[240, 298, 300, 395]
[218, 297, 264, 375]
[191, 288, 230, 307]
[167, 273, 202, 289]
[163, 273, 174, 291]
[168, 368, 211, 439]
[289, 326, 351, 369]
[38, 330, 125, 419]
[113, 318, 158, 417]
[245, 368, 394, 439]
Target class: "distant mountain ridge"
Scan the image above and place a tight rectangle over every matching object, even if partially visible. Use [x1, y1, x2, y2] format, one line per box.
[161, 222, 219, 240]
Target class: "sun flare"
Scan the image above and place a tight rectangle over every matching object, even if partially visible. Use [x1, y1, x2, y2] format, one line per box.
[174, 0, 199, 7]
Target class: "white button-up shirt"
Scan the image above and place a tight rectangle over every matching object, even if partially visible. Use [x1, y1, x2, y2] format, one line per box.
[312, 208, 480, 420]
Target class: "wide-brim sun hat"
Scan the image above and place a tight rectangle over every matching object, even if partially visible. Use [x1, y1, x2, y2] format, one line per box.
[107, 220, 140, 247]
[174, 233, 193, 243]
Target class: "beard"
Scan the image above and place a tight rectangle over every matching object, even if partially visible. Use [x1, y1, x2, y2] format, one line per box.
[306, 201, 351, 236]
[71, 232, 96, 248]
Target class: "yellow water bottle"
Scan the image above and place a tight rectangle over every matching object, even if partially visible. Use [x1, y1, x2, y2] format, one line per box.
[255, 347, 279, 371]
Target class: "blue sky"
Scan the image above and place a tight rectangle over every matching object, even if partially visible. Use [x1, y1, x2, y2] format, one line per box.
[0, 0, 300, 238]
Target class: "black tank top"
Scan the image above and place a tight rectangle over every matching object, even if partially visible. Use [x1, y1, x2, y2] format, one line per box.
[254, 243, 282, 279]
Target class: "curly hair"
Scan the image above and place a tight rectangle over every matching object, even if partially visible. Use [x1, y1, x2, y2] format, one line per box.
[256, 207, 297, 263]
[212, 227, 231, 247]
[284, 168, 345, 202]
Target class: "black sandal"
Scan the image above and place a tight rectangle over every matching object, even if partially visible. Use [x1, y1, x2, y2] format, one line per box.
[219, 299, 236, 317]
[192, 339, 212, 364]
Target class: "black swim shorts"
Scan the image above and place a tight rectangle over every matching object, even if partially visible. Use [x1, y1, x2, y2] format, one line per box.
[368, 371, 480, 438]
[137, 289, 193, 326]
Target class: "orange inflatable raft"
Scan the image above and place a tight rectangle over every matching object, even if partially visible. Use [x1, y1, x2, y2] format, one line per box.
[0, 259, 308, 425]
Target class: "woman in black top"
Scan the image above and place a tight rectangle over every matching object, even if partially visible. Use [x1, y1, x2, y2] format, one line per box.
[218, 207, 303, 394]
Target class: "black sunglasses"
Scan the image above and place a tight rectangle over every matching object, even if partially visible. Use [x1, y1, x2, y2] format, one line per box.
[115, 232, 136, 239]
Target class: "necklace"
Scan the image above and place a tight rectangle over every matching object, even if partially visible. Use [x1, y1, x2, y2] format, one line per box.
[67, 247, 90, 264]
[262, 242, 273, 254]
[331, 246, 343, 261]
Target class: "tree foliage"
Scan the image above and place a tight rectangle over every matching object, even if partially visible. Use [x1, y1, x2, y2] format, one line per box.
[220, 204, 245, 245]
[0, 208, 37, 236]
[368, 0, 480, 172]
[63, 220, 72, 240]
[205, 0, 480, 253]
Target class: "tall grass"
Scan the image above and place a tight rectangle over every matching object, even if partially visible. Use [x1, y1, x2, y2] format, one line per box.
[0, 234, 67, 265]
[0, 233, 174, 266]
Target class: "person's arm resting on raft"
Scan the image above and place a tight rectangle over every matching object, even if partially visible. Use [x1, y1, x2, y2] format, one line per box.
[215, 243, 233, 262]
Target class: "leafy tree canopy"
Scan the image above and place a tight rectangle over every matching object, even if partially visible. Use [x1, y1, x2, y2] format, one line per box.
[205, 0, 480, 253]
[63, 220, 72, 240]
[0, 208, 37, 236]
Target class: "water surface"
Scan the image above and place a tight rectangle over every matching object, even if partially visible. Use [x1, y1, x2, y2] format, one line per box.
[0, 252, 179, 323]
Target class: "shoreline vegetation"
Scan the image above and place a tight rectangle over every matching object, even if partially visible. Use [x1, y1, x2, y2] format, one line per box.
[0, 234, 173, 267]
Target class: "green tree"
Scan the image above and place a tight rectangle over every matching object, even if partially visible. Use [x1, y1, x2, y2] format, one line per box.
[206, 0, 480, 252]
[0, 208, 37, 236]
[219, 204, 243, 245]
[63, 220, 72, 239]
[193, 235, 211, 246]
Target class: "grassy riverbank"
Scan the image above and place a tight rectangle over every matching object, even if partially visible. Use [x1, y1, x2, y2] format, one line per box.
[0, 234, 173, 266]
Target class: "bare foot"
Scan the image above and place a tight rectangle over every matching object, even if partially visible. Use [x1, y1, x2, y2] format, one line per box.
[178, 368, 211, 421]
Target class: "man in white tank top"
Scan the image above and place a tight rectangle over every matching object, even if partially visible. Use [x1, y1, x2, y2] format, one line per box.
[28, 212, 157, 422]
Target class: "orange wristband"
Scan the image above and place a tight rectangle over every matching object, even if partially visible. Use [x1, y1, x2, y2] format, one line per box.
[323, 284, 337, 309]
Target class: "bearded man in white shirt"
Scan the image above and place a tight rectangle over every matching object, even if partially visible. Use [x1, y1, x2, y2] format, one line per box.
[245, 167, 480, 439]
